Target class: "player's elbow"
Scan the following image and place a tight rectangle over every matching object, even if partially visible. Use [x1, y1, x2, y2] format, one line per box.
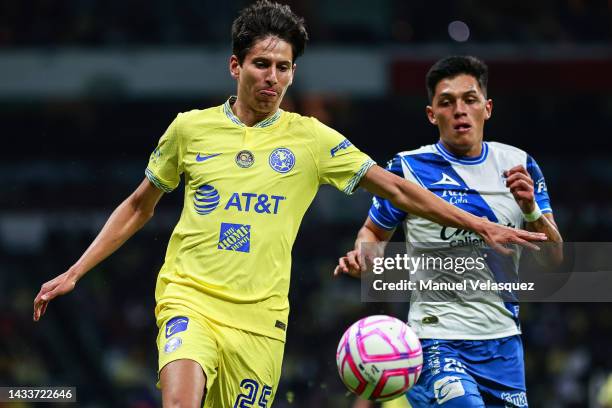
[126, 193, 156, 225]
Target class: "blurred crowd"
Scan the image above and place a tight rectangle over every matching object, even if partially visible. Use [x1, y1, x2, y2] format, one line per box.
[0, 0, 610, 46]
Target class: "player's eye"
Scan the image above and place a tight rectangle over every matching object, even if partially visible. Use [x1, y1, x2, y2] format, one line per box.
[254, 61, 267, 68]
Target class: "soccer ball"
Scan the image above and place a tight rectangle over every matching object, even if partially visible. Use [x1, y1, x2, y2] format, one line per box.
[336, 315, 423, 402]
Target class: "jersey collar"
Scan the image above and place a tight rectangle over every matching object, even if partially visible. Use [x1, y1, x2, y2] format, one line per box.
[435, 141, 489, 165]
[223, 96, 282, 128]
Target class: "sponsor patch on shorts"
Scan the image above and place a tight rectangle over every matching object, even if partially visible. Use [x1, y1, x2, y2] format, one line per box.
[164, 337, 183, 354]
[434, 376, 465, 404]
[166, 316, 189, 338]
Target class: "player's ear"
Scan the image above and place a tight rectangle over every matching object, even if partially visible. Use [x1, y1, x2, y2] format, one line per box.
[229, 55, 240, 79]
[426, 106, 437, 125]
[484, 98, 493, 120]
[288, 63, 297, 86]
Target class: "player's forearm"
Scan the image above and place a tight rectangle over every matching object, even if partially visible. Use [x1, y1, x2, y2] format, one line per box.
[390, 179, 486, 235]
[69, 195, 154, 281]
[354, 224, 383, 249]
[527, 215, 563, 267]
[360, 166, 489, 238]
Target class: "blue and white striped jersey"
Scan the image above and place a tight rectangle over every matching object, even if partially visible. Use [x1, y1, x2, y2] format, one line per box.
[369, 141, 552, 340]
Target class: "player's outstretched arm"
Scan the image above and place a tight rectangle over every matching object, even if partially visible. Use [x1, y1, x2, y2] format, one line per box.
[359, 165, 547, 254]
[334, 218, 393, 279]
[33, 178, 164, 321]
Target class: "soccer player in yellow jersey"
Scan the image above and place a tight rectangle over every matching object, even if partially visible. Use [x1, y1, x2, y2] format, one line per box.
[33, 2, 546, 407]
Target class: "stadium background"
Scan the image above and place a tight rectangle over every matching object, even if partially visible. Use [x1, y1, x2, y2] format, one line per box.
[1, 1, 611, 407]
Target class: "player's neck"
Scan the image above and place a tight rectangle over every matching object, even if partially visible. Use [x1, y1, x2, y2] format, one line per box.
[231, 98, 279, 127]
[439, 140, 483, 158]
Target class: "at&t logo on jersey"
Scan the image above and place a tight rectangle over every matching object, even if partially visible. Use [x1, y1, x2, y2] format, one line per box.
[193, 185, 286, 216]
[269, 147, 295, 173]
[225, 193, 285, 214]
[193, 185, 220, 215]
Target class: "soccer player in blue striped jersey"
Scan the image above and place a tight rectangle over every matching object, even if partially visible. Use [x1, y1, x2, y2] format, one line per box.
[337, 56, 563, 407]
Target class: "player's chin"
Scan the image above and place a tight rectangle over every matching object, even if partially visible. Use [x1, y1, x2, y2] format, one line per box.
[255, 96, 279, 110]
[450, 130, 479, 146]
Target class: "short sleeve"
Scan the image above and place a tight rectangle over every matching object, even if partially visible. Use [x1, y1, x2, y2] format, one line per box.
[145, 115, 183, 193]
[526, 155, 552, 214]
[368, 155, 408, 230]
[314, 119, 375, 195]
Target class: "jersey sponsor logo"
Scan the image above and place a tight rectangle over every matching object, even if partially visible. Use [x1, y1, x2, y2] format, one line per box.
[218, 222, 251, 252]
[150, 146, 162, 163]
[536, 177, 547, 194]
[440, 222, 515, 248]
[441, 189, 469, 205]
[195, 152, 221, 162]
[501, 392, 528, 407]
[236, 150, 255, 168]
[433, 376, 465, 403]
[194, 185, 221, 215]
[224, 193, 285, 214]
[432, 172, 461, 187]
[269, 147, 295, 173]
[164, 336, 183, 353]
[330, 139, 352, 157]
[165, 316, 189, 338]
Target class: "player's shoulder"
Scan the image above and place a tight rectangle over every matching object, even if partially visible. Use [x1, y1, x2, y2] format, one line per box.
[486, 141, 528, 156]
[395, 144, 438, 159]
[282, 111, 326, 131]
[175, 105, 223, 122]
[486, 141, 531, 164]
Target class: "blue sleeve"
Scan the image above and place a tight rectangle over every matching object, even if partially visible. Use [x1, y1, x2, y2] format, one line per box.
[526, 155, 552, 213]
[368, 155, 408, 230]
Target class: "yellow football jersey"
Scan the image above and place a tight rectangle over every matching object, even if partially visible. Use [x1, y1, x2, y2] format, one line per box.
[146, 97, 374, 341]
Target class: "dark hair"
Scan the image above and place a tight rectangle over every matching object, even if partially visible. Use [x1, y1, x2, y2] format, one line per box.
[231, 0, 308, 64]
[426, 56, 488, 102]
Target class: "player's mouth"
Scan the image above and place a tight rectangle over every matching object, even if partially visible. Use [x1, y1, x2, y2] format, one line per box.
[260, 88, 278, 97]
[453, 122, 472, 134]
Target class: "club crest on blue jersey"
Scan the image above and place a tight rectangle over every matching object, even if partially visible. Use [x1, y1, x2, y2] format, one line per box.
[235, 150, 255, 168]
[193, 184, 220, 215]
[269, 148, 295, 173]
[165, 316, 189, 338]
[218, 222, 251, 253]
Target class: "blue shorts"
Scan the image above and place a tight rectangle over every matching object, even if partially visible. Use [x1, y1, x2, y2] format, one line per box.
[406, 335, 528, 407]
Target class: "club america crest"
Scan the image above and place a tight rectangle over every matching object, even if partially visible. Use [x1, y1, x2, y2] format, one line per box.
[269, 147, 295, 173]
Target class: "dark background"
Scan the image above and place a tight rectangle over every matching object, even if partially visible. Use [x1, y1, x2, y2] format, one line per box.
[1, 1, 611, 407]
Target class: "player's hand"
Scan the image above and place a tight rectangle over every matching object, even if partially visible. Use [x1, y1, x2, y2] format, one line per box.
[334, 249, 365, 279]
[479, 221, 547, 255]
[504, 165, 535, 213]
[33, 270, 79, 321]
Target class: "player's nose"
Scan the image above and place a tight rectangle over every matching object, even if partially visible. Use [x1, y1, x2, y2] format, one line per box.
[265, 67, 278, 85]
[454, 100, 468, 117]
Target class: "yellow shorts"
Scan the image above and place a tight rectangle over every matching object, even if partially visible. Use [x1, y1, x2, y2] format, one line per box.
[157, 306, 285, 408]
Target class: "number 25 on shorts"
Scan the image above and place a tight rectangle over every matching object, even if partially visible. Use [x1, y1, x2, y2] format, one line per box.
[233, 379, 272, 408]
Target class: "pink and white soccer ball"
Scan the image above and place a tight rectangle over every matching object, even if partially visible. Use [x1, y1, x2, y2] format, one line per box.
[336, 315, 423, 402]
